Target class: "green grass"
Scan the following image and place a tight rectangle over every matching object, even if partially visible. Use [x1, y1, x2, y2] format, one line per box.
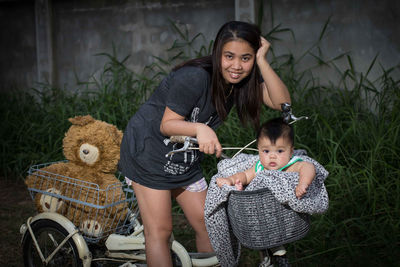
[1, 20, 399, 266]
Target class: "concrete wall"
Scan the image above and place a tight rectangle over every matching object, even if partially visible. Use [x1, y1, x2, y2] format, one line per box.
[0, 0, 398, 90]
[0, 0, 37, 90]
[51, 0, 234, 88]
[0, 0, 235, 90]
[261, 0, 400, 83]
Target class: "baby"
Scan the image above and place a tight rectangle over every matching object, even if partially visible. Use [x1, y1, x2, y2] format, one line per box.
[216, 117, 315, 199]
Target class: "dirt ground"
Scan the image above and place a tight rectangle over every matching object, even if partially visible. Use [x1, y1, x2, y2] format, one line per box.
[0, 178, 36, 267]
[0, 178, 258, 267]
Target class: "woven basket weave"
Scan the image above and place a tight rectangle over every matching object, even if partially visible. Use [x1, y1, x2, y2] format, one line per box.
[227, 187, 310, 249]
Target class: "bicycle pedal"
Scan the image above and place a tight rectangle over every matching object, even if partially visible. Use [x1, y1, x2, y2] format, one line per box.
[270, 245, 287, 256]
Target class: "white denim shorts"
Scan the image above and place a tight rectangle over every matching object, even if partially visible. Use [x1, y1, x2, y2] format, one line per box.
[124, 177, 208, 192]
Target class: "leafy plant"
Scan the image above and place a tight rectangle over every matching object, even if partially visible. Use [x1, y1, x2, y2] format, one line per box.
[0, 16, 399, 267]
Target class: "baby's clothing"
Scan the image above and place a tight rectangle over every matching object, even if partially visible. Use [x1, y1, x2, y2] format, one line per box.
[205, 152, 329, 267]
[254, 155, 303, 173]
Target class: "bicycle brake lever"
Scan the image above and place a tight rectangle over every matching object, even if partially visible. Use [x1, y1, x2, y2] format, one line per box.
[165, 136, 228, 158]
[288, 115, 309, 124]
[165, 143, 189, 157]
[165, 136, 198, 157]
[281, 103, 292, 123]
[281, 103, 309, 124]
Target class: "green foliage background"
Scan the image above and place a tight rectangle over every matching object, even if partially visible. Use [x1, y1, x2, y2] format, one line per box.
[1, 18, 399, 266]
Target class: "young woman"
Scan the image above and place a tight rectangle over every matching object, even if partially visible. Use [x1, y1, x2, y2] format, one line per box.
[119, 21, 291, 266]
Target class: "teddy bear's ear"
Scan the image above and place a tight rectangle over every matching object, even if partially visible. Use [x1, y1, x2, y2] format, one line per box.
[68, 115, 95, 126]
[107, 126, 123, 145]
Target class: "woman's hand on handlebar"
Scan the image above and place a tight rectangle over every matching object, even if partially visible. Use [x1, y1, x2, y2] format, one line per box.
[196, 124, 222, 158]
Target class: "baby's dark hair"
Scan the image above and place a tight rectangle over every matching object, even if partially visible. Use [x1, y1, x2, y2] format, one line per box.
[257, 117, 294, 146]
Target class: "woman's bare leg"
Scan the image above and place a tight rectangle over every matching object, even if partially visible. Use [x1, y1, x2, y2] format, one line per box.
[132, 181, 173, 267]
[172, 188, 213, 252]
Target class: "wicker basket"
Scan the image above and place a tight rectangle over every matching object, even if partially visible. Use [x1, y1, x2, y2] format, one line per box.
[227, 187, 310, 249]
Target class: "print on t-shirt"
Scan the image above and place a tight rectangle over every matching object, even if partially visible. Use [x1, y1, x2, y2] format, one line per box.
[163, 107, 211, 175]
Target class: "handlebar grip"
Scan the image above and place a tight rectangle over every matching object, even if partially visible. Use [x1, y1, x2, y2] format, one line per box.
[170, 135, 189, 143]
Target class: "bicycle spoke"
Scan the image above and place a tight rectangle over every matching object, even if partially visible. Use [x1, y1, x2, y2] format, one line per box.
[48, 233, 59, 247]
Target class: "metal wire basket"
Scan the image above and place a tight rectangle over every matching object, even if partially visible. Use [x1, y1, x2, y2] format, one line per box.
[227, 187, 310, 249]
[25, 162, 137, 243]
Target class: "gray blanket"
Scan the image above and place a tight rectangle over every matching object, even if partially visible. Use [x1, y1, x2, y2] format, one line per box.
[204, 151, 329, 267]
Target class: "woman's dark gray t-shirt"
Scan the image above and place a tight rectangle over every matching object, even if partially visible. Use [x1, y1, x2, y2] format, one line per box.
[119, 66, 225, 189]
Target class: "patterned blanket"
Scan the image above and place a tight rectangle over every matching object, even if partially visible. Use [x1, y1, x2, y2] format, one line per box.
[204, 151, 329, 267]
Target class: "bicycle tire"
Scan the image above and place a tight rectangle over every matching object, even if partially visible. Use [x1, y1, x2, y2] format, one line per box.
[22, 219, 83, 267]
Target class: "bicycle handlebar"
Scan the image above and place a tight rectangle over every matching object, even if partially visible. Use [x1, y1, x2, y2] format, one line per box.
[166, 103, 308, 157]
[169, 135, 198, 144]
[165, 136, 198, 157]
[281, 103, 309, 124]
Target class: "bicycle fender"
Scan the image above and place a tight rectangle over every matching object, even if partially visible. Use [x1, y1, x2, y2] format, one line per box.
[27, 212, 92, 267]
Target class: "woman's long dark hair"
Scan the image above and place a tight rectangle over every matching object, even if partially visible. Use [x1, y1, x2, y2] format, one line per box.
[174, 21, 263, 129]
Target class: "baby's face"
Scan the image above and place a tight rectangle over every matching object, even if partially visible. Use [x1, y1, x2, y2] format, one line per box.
[258, 136, 293, 170]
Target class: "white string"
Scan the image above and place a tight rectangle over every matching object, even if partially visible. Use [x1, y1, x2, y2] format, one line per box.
[185, 147, 258, 152]
[232, 139, 257, 159]
[223, 147, 258, 151]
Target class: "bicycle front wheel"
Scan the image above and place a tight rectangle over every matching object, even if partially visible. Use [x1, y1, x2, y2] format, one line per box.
[22, 219, 83, 267]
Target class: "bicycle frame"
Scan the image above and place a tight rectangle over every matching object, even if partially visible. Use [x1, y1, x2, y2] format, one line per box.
[21, 210, 218, 267]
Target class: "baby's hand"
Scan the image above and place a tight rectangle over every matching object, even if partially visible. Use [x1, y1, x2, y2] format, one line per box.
[234, 180, 243, 191]
[295, 183, 309, 199]
[216, 177, 233, 188]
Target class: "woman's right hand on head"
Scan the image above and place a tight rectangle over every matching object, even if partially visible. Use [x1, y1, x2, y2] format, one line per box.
[196, 124, 222, 157]
[256, 36, 271, 66]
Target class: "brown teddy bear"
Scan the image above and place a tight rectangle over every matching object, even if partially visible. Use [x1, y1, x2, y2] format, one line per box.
[25, 115, 129, 238]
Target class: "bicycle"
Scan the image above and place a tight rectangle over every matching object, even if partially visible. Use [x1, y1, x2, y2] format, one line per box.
[20, 103, 307, 267]
[20, 169, 218, 266]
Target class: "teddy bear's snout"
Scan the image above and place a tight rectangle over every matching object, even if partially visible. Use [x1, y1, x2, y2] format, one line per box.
[79, 143, 100, 165]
